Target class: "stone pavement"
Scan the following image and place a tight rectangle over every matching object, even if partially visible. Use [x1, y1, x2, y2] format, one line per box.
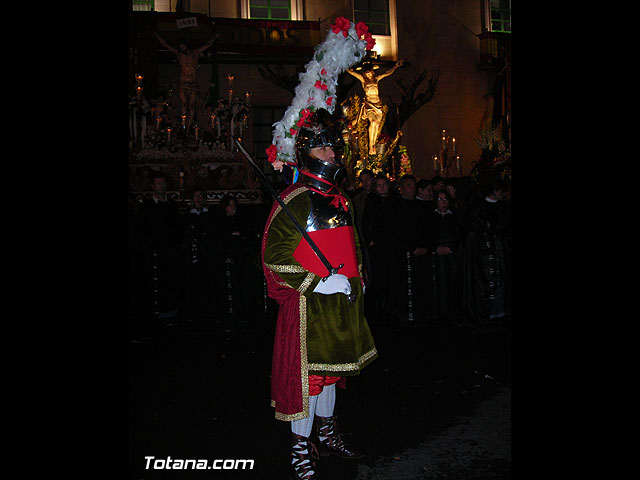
[129, 314, 511, 479]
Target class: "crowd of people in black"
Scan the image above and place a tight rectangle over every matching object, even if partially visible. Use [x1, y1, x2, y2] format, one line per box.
[351, 169, 511, 331]
[129, 168, 510, 340]
[129, 171, 267, 339]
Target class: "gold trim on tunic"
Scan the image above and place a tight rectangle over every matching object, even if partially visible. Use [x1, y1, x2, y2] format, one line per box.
[308, 347, 378, 372]
[264, 186, 309, 233]
[298, 272, 316, 294]
[265, 263, 308, 274]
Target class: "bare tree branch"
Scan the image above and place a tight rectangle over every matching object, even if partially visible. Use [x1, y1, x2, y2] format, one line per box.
[392, 69, 440, 129]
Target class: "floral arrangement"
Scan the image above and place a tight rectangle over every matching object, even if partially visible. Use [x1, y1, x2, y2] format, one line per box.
[472, 126, 507, 156]
[266, 17, 375, 172]
[397, 145, 413, 176]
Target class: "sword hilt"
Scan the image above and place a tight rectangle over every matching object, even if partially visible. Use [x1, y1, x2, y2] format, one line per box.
[321, 264, 356, 304]
[322, 263, 344, 281]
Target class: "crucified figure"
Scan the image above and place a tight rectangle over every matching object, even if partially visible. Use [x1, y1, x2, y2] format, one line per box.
[347, 59, 403, 155]
[154, 31, 218, 132]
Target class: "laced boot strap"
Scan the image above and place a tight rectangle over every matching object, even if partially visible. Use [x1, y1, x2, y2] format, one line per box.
[314, 415, 364, 459]
[291, 433, 319, 479]
[316, 415, 345, 450]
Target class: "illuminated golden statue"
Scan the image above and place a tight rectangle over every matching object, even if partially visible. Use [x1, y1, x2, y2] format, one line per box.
[347, 59, 404, 155]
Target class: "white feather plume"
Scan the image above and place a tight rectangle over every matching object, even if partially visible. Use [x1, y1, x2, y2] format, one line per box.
[270, 20, 368, 166]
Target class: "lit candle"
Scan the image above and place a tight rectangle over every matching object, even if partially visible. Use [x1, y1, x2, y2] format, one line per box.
[210, 114, 216, 130]
[136, 86, 143, 100]
[434, 155, 438, 172]
[135, 74, 143, 84]
[167, 127, 172, 142]
[456, 154, 461, 175]
[181, 114, 186, 128]
[227, 74, 235, 101]
[452, 137, 456, 155]
[245, 91, 251, 106]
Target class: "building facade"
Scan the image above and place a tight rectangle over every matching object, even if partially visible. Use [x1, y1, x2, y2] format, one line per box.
[129, 0, 510, 197]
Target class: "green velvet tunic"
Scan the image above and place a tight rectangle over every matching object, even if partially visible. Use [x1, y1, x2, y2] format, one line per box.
[263, 185, 377, 377]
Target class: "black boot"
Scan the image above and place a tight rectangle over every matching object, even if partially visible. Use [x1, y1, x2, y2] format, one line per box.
[314, 415, 364, 459]
[290, 433, 319, 479]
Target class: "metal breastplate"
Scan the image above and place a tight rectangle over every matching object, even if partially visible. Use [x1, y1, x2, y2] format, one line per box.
[305, 190, 352, 232]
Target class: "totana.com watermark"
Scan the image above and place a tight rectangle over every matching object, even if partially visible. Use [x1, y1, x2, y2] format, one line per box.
[145, 456, 254, 470]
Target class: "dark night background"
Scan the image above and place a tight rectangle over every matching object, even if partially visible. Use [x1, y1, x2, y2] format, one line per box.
[29, 6, 598, 480]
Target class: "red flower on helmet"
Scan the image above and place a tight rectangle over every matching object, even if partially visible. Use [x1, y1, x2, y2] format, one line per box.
[314, 80, 328, 91]
[296, 108, 314, 127]
[331, 17, 351, 38]
[355, 21, 368, 37]
[355, 21, 375, 50]
[364, 31, 375, 50]
[266, 144, 278, 163]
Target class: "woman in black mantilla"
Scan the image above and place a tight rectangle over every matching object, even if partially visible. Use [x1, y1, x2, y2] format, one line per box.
[426, 189, 460, 326]
[215, 193, 261, 333]
[184, 189, 217, 324]
[454, 176, 492, 327]
[360, 173, 401, 325]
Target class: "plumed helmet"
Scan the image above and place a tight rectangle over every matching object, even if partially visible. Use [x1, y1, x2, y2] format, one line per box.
[294, 116, 346, 183]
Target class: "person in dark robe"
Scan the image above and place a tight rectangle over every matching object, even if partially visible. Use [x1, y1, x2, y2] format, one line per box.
[444, 177, 459, 210]
[361, 173, 400, 326]
[215, 193, 260, 334]
[183, 189, 217, 326]
[134, 171, 186, 331]
[416, 178, 435, 209]
[431, 175, 445, 193]
[426, 189, 460, 326]
[350, 169, 375, 284]
[392, 174, 431, 327]
[454, 176, 492, 327]
[481, 178, 511, 322]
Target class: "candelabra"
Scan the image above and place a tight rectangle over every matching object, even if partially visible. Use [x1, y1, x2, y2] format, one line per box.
[433, 129, 462, 177]
[209, 74, 252, 151]
[129, 73, 150, 150]
[130, 72, 252, 166]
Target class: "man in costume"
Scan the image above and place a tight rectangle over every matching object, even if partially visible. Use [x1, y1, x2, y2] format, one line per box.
[262, 117, 377, 479]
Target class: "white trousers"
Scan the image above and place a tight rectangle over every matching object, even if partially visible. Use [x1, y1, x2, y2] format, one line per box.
[290, 383, 336, 437]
